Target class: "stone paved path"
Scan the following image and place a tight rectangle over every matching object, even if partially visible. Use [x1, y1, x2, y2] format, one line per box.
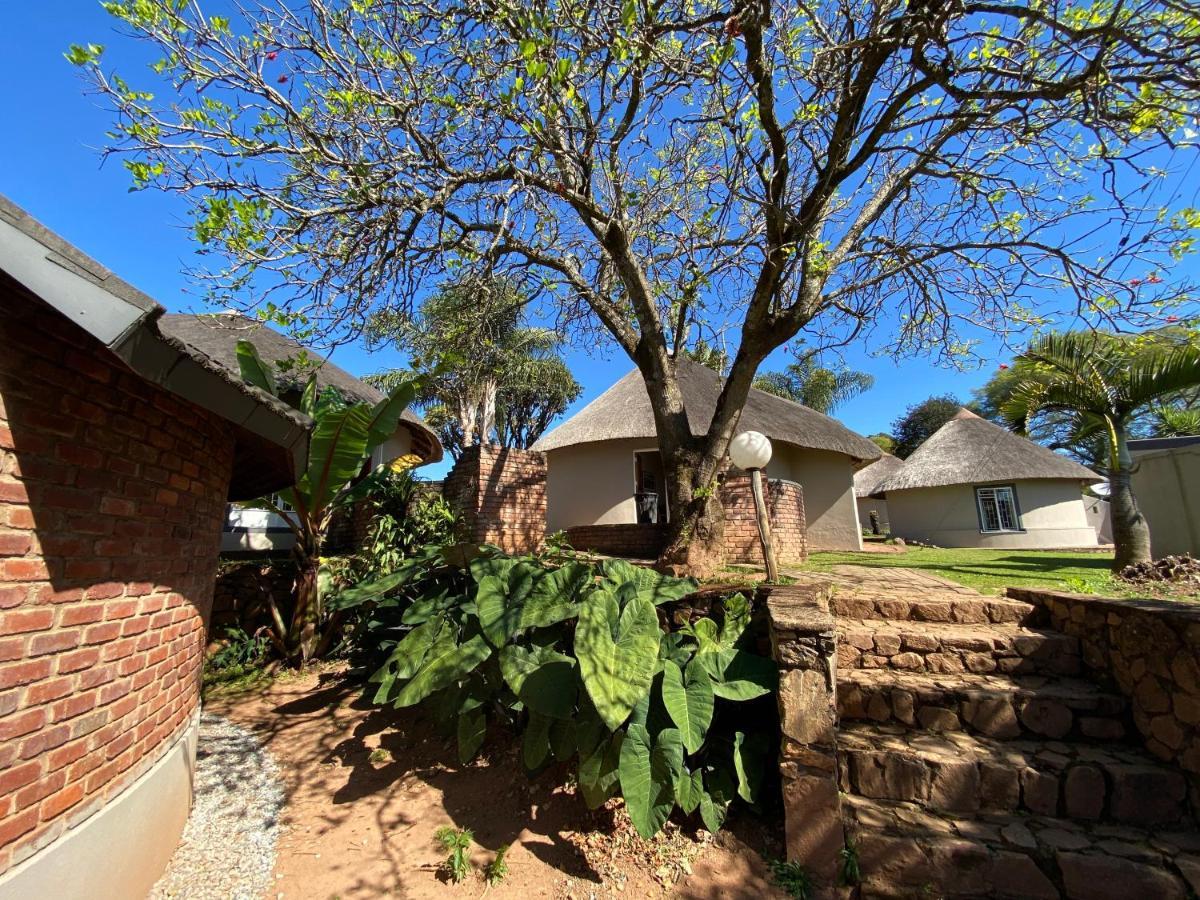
[783, 564, 1200, 899]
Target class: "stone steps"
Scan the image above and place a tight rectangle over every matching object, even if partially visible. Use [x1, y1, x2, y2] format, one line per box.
[838, 670, 1130, 742]
[831, 590, 1038, 625]
[838, 723, 1193, 827]
[843, 794, 1200, 899]
[839, 620, 1081, 677]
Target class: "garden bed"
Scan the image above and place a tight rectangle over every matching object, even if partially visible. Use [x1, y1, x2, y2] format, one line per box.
[204, 667, 790, 899]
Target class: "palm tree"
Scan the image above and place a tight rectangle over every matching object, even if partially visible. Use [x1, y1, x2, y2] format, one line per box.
[753, 356, 875, 415]
[1001, 331, 1200, 569]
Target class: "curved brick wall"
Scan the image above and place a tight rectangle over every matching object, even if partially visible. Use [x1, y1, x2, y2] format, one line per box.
[0, 294, 234, 874]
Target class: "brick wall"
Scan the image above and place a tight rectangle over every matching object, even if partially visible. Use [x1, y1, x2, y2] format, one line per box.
[721, 475, 808, 564]
[0, 291, 235, 874]
[442, 445, 546, 553]
[210, 560, 296, 634]
[564, 524, 667, 558]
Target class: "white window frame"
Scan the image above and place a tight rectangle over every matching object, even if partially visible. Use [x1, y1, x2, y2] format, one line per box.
[975, 485, 1022, 534]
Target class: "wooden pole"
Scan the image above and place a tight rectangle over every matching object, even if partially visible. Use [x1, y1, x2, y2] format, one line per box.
[750, 468, 779, 582]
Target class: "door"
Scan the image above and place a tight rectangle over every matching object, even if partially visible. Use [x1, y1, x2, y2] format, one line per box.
[633, 451, 670, 524]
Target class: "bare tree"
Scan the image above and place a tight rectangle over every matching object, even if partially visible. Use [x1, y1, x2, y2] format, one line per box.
[75, 0, 1200, 574]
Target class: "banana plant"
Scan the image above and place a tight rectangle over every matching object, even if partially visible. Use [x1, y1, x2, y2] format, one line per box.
[236, 340, 421, 665]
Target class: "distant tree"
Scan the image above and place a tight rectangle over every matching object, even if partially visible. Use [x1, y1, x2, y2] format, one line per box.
[683, 339, 731, 376]
[753, 357, 874, 415]
[1001, 331, 1200, 568]
[891, 396, 964, 459]
[868, 433, 896, 455]
[367, 279, 579, 457]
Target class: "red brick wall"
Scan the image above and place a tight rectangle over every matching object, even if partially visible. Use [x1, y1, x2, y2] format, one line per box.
[443, 445, 546, 553]
[721, 475, 808, 564]
[562, 477, 806, 565]
[564, 524, 667, 558]
[0, 291, 235, 873]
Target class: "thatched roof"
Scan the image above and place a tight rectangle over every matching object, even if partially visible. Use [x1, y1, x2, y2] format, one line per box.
[531, 359, 882, 461]
[160, 313, 442, 463]
[876, 408, 1101, 492]
[854, 453, 905, 498]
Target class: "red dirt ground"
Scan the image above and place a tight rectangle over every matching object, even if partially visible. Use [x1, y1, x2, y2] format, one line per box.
[205, 668, 790, 900]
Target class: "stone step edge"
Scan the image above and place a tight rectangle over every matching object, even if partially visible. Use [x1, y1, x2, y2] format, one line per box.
[836, 723, 1192, 827]
[842, 795, 1200, 900]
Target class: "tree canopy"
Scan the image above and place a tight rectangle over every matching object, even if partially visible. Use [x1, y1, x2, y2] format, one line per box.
[75, 0, 1200, 573]
[752, 357, 874, 414]
[890, 395, 966, 458]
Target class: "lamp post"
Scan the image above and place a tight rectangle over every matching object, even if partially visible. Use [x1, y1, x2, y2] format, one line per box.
[729, 431, 778, 583]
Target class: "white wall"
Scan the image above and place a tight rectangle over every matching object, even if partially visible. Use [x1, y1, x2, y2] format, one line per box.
[371, 425, 415, 468]
[765, 445, 863, 551]
[1082, 495, 1112, 545]
[1131, 445, 1200, 557]
[886, 479, 1098, 549]
[544, 439, 864, 550]
[857, 497, 890, 536]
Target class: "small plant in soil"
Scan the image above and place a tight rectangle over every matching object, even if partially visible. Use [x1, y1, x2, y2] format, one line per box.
[368, 747, 393, 765]
[485, 844, 510, 885]
[435, 826, 474, 883]
[770, 859, 813, 899]
[839, 838, 861, 885]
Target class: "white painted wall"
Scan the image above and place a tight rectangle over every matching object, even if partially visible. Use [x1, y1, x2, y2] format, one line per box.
[886, 479, 1098, 549]
[1131, 445, 1200, 557]
[544, 438, 864, 550]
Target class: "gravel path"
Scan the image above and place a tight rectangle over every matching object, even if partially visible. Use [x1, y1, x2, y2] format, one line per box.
[150, 713, 285, 900]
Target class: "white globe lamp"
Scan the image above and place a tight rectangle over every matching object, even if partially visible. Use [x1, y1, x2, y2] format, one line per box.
[727, 431, 778, 581]
[729, 431, 773, 471]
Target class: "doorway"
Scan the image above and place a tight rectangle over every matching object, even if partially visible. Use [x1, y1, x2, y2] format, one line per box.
[633, 451, 670, 524]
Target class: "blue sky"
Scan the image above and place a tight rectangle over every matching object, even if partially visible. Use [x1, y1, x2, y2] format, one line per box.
[4, 3, 1197, 479]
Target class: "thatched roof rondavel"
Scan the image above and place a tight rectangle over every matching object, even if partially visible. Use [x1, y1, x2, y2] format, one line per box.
[854, 453, 906, 498]
[875, 408, 1101, 493]
[531, 358, 882, 462]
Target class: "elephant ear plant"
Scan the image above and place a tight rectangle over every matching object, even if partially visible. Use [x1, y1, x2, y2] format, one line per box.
[236, 340, 422, 666]
[340, 548, 779, 838]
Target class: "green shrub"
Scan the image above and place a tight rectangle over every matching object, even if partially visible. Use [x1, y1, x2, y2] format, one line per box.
[338, 545, 779, 839]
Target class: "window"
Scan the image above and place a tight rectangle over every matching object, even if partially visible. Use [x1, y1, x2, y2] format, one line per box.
[975, 486, 1021, 533]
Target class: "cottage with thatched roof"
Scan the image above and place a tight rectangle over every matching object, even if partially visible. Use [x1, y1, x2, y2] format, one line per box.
[531, 359, 881, 551]
[875, 408, 1103, 548]
[854, 452, 904, 534]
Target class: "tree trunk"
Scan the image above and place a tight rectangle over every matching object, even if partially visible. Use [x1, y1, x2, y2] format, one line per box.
[1109, 429, 1151, 570]
[289, 533, 322, 667]
[656, 440, 727, 579]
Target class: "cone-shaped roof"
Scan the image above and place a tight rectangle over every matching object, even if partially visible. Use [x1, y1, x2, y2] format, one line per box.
[532, 359, 881, 461]
[854, 453, 906, 498]
[876, 408, 1101, 492]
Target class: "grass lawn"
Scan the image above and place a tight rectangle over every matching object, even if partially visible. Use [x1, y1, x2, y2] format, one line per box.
[800, 547, 1120, 596]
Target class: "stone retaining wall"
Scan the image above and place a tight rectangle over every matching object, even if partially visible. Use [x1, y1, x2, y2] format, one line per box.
[767, 582, 843, 887]
[1008, 587, 1200, 774]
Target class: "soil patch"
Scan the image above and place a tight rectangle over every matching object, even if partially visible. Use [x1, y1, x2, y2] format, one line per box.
[205, 668, 788, 900]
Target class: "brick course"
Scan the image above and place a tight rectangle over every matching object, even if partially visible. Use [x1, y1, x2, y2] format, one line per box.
[0, 290, 235, 874]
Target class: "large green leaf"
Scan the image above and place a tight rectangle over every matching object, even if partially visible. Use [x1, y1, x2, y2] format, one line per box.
[521, 563, 593, 629]
[369, 616, 448, 703]
[675, 768, 704, 814]
[695, 648, 778, 701]
[575, 589, 661, 729]
[498, 644, 578, 718]
[719, 594, 751, 648]
[393, 634, 492, 708]
[549, 718, 577, 761]
[365, 378, 418, 447]
[475, 563, 540, 644]
[600, 558, 697, 605]
[234, 339, 277, 396]
[732, 731, 771, 803]
[457, 706, 486, 763]
[305, 403, 374, 512]
[578, 731, 623, 809]
[661, 658, 714, 753]
[523, 711, 552, 770]
[698, 768, 736, 833]
[618, 724, 682, 838]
